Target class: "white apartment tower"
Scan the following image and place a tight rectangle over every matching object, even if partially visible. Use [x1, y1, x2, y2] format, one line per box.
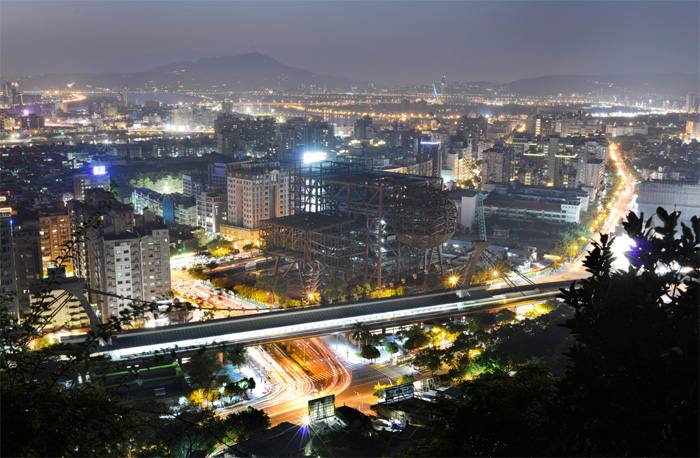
[97, 226, 171, 319]
[227, 163, 292, 229]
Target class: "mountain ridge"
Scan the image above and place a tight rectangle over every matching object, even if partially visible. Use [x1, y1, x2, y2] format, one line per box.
[14, 53, 699, 97]
[19, 52, 354, 91]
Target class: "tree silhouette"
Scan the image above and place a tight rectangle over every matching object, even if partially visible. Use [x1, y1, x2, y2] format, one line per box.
[408, 208, 699, 456]
[1, 214, 269, 457]
[556, 208, 699, 456]
[350, 322, 371, 346]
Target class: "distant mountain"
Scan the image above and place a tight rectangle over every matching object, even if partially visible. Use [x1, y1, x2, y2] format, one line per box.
[499, 74, 699, 98]
[19, 52, 354, 91]
[18, 56, 698, 98]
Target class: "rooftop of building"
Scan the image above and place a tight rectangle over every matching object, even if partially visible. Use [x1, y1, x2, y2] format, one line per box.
[484, 192, 564, 212]
[493, 181, 589, 200]
[102, 223, 168, 241]
[334, 405, 371, 431]
[228, 161, 284, 178]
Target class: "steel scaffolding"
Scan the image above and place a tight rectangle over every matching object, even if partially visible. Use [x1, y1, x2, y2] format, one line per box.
[262, 162, 457, 291]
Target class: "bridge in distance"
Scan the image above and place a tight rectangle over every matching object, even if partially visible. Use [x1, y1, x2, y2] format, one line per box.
[98, 279, 579, 360]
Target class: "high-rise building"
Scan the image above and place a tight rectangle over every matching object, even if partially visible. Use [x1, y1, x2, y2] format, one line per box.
[0, 198, 18, 318]
[417, 140, 442, 177]
[72, 166, 111, 201]
[214, 113, 276, 157]
[69, 188, 135, 307]
[19, 114, 45, 129]
[1, 111, 15, 131]
[457, 115, 488, 142]
[221, 101, 234, 114]
[528, 112, 555, 137]
[30, 269, 93, 331]
[685, 93, 699, 114]
[577, 158, 605, 189]
[11, 215, 42, 309]
[96, 225, 171, 319]
[182, 174, 204, 198]
[227, 162, 293, 229]
[2, 81, 22, 106]
[546, 135, 560, 186]
[443, 148, 471, 183]
[353, 116, 374, 140]
[208, 161, 234, 193]
[39, 206, 73, 276]
[481, 146, 513, 184]
[279, 117, 335, 160]
[196, 191, 225, 234]
[685, 117, 700, 141]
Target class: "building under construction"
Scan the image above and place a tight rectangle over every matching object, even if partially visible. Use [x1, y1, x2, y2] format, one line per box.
[261, 162, 457, 292]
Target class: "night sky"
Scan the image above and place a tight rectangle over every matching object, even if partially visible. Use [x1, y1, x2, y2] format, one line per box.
[1, 1, 698, 84]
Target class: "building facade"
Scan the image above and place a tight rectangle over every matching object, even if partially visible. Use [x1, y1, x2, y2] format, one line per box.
[227, 162, 292, 229]
[636, 181, 700, 228]
[39, 207, 73, 275]
[97, 226, 171, 319]
[72, 166, 111, 201]
[215, 113, 276, 157]
[196, 191, 225, 235]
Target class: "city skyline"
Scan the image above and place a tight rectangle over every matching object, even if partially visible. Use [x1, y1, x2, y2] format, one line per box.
[1, 0, 698, 84]
[1, 2, 698, 457]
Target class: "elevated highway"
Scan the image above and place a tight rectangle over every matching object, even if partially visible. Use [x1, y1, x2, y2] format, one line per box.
[99, 279, 577, 360]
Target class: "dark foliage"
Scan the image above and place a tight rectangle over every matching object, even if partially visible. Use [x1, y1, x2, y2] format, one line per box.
[408, 208, 699, 456]
[1, 216, 269, 457]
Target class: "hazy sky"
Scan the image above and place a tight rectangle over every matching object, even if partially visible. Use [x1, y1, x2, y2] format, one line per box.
[1, 1, 698, 84]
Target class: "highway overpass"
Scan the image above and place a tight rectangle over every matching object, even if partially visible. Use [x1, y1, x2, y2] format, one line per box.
[98, 280, 575, 360]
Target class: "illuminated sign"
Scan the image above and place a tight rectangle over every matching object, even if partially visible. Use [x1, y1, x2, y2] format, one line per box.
[302, 151, 327, 164]
[92, 166, 107, 176]
[384, 382, 414, 405]
[308, 394, 335, 422]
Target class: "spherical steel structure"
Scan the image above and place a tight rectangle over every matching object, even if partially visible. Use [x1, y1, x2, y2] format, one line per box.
[392, 185, 457, 249]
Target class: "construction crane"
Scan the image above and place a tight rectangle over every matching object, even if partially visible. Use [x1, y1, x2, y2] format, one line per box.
[460, 192, 489, 287]
[457, 191, 536, 289]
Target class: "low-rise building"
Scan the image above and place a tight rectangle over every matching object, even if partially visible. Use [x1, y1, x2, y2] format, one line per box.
[132, 188, 196, 226]
[636, 180, 700, 227]
[483, 183, 589, 224]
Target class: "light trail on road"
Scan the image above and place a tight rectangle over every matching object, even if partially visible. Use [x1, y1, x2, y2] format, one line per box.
[490, 142, 638, 288]
[224, 338, 351, 425]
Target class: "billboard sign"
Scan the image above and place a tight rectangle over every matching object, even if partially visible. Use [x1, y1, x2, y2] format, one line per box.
[308, 394, 335, 422]
[92, 165, 107, 176]
[384, 382, 414, 404]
